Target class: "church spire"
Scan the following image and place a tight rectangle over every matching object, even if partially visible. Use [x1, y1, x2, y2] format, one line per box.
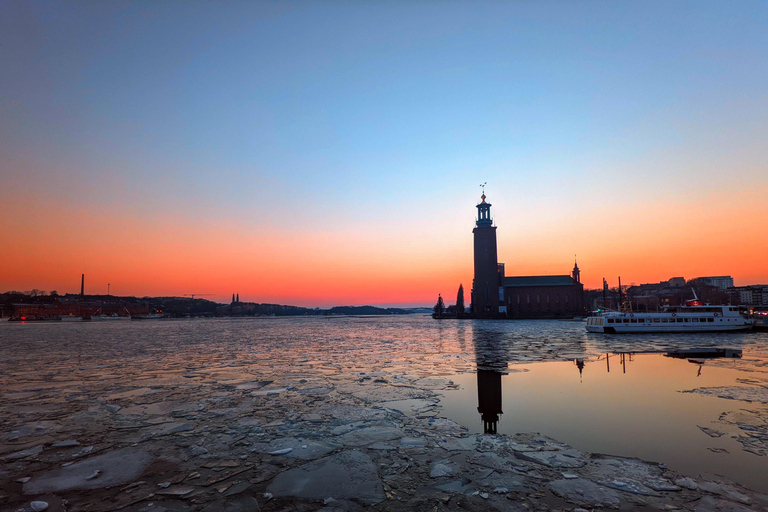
[572, 257, 581, 284]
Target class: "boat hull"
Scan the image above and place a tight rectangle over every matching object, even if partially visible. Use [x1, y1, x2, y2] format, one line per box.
[586, 324, 753, 333]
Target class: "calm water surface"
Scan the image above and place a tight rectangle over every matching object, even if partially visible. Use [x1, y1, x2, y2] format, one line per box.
[2, 315, 767, 492]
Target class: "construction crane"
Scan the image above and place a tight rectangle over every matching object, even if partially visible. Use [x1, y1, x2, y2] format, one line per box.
[183, 294, 214, 300]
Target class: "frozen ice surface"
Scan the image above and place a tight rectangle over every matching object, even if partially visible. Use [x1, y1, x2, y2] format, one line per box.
[23, 447, 152, 493]
[438, 435, 477, 451]
[267, 450, 384, 503]
[514, 448, 587, 468]
[429, 462, 454, 477]
[549, 477, 621, 508]
[252, 437, 339, 459]
[1, 316, 767, 511]
[684, 385, 768, 403]
[337, 426, 403, 446]
[3, 444, 44, 460]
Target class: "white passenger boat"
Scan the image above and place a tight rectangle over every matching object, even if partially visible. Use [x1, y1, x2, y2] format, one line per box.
[586, 304, 754, 333]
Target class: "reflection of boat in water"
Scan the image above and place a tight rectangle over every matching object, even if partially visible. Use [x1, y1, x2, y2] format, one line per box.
[665, 348, 742, 359]
[60, 315, 85, 322]
[586, 304, 754, 334]
[131, 313, 165, 320]
[91, 314, 129, 321]
[753, 311, 768, 331]
[9, 316, 61, 322]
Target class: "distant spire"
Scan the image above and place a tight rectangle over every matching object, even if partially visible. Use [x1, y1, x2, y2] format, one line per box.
[232, 293, 235, 304]
[572, 257, 581, 283]
[236, 293, 240, 303]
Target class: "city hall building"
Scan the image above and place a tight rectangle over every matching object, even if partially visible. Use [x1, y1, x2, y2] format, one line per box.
[471, 193, 585, 318]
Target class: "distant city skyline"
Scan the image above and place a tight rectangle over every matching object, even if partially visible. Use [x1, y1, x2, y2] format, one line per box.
[1, 1, 766, 307]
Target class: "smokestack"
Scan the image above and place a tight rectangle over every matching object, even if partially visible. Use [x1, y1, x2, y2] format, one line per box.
[80, 274, 84, 298]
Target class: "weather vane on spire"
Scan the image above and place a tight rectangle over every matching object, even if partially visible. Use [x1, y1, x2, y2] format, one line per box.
[480, 182, 487, 195]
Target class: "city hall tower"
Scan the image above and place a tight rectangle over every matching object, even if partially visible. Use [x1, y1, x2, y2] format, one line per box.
[472, 192, 499, 315]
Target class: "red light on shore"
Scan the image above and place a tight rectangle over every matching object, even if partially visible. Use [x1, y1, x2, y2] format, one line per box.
[20, 316, 26, 320]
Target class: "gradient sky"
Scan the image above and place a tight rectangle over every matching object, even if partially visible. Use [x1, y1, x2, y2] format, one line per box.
[1, 1, 767, 306]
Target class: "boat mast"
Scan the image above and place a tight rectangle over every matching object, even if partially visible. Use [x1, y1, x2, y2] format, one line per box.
[602, 278, 607, 310]
[618, 276, 623, 312]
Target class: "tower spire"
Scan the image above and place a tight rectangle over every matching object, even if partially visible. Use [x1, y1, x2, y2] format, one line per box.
[572, 257, 581, 284]
[475, 187, 492, 227]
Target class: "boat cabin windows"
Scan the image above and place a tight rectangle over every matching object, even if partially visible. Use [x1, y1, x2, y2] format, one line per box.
[653, 318, 661, 323]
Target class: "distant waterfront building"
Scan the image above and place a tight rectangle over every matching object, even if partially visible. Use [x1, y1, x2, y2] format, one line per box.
[728, 285, 768, 306]
[470, 193, 585, 318]
[701, 276, 734, 290]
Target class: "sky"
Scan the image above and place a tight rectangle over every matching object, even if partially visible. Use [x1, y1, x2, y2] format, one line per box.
[1, 1, 766, 307]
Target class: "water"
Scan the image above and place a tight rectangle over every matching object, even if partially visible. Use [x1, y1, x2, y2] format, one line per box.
[2, 315, 767, 493]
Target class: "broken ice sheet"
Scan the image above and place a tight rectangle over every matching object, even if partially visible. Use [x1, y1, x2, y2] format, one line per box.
[23, 447, 152, 494]
[549, 478, 621, 508]
[682, 385, 768, 403]
[267, 450, 385, 504]
[252, 437, 340, 459]
[250, 386, 292, 396]
[717, 408, 768, 456]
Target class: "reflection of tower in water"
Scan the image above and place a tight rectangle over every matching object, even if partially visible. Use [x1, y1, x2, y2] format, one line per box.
[574, 358, 585, 382]
[477, 369, 503, 434]
[473, 328, 508, 434]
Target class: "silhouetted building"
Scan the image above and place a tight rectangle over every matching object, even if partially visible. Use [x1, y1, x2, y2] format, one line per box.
[472, 193, 499, 315]
[470, 193, 585, 318]
[668, 277, 686, 287]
